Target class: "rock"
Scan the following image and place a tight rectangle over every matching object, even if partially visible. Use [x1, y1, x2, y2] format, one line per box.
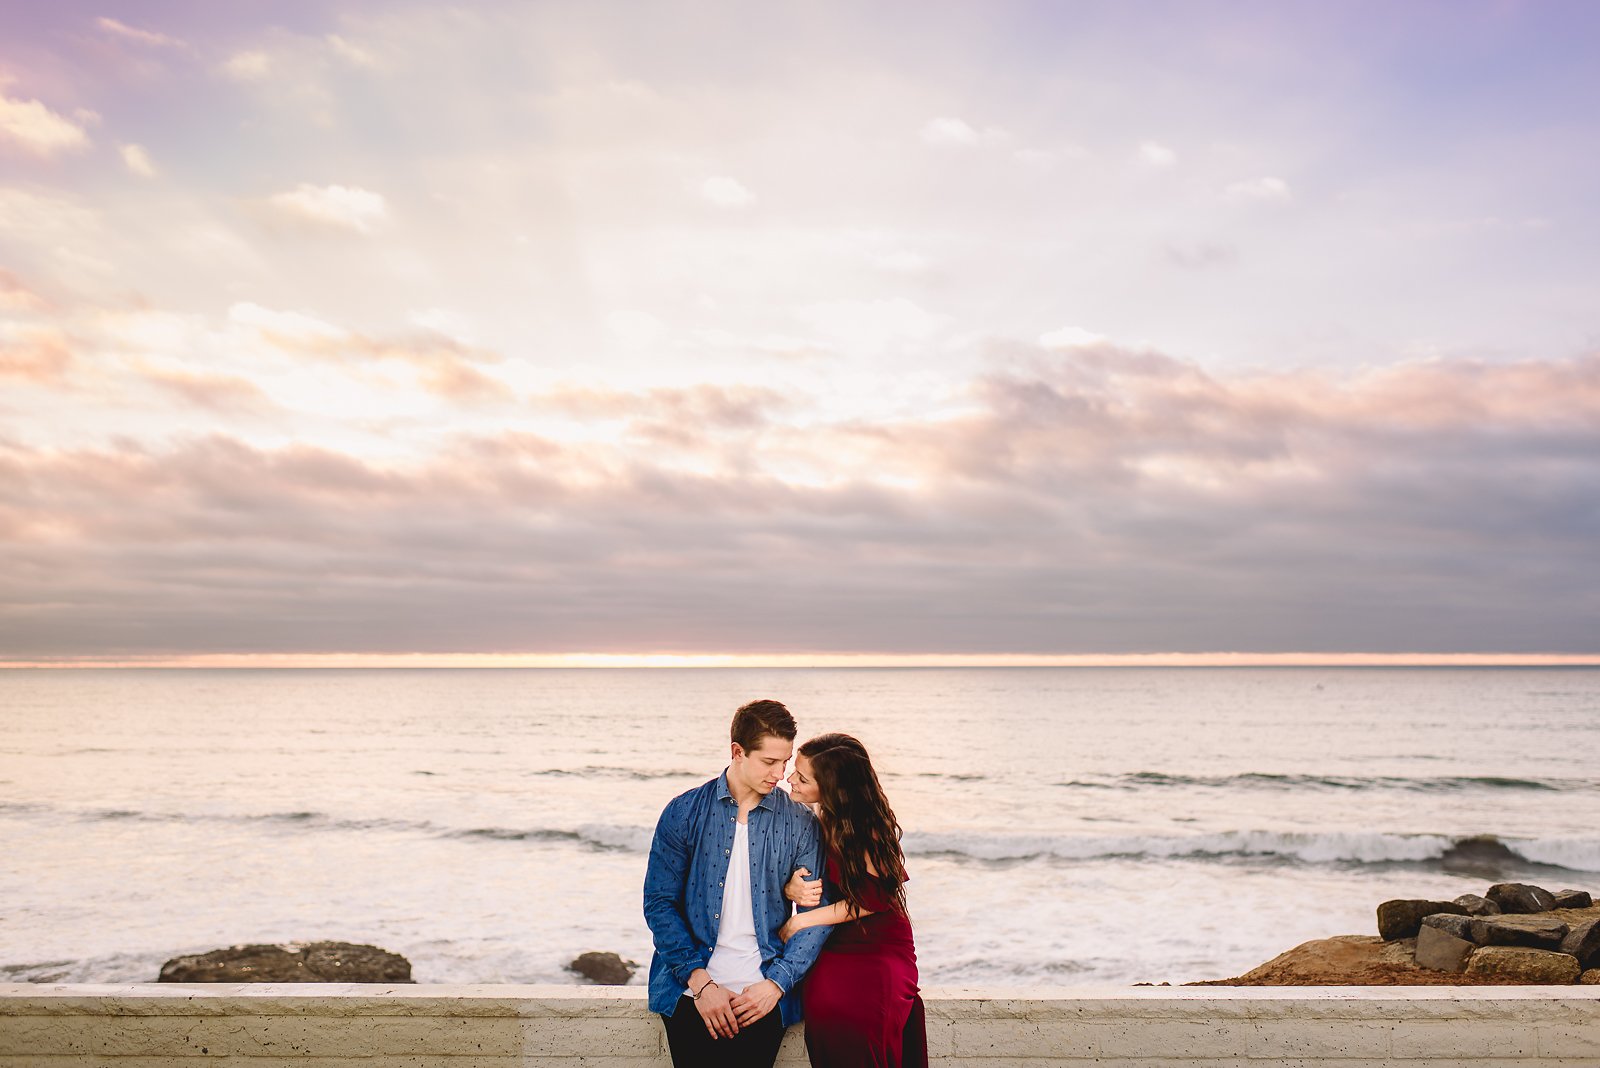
[158, 942, 412, 983]
[1470, 916, 1568, 949]
[1421, 913, 1475, 940]
[1553, 889, 1594, 909]
[1581, 969, 1600, 985]
[1486, 882, 1557, 914]
[1441, 835, 1524, 876]
[1561, 919, 1600, 969]
[1377, 899, 1468, 941]
[1190, 935, 1529, 986]
[1414, 924, 1475, 972]
[1464, 946, 1581, 984]
[1453, 893, 1501, 916]
[568, 951, 637, 985]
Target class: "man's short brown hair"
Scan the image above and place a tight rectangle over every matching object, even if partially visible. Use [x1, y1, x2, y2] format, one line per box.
[731, 699, 796, 753]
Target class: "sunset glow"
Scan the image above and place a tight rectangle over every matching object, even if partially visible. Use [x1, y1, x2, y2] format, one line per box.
[3, 1, 1598, 662]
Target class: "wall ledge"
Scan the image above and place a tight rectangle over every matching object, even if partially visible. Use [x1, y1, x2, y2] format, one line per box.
[4, 983, 1598, 1064]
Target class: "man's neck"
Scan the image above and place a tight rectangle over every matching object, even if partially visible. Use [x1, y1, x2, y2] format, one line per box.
[726, 772, 763, 817]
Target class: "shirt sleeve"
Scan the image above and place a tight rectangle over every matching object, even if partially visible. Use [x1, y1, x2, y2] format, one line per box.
[642, 798, 710, 986]
[762, 806, 830, 993]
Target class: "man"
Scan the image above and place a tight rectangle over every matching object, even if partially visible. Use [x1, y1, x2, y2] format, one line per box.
[643, 698, 830, 1066]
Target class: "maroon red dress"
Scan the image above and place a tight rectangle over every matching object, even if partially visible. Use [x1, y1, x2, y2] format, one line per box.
[802, 855, 927, 1068]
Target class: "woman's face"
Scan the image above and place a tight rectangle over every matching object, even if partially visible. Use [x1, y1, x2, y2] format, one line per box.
[786, 752, 821, 805]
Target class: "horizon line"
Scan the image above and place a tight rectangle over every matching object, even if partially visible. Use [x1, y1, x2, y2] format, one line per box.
[3, 652, 1600, 669]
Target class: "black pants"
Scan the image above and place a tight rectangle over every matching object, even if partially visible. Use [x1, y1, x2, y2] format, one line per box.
[662, 993, 785, 1067]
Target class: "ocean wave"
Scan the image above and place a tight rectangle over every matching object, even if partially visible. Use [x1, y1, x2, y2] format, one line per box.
[444, 823, 653, 853]
[526, 766, 707, 781]
[18, 798, 1599, 874]
[1061, 772, 1586, 792]
[903, 830, 1600, 872]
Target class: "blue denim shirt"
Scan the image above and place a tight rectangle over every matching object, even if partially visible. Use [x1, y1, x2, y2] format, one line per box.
[642, 770, 829, 1027]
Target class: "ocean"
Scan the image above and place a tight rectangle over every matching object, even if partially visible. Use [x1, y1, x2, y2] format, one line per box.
[2, 667, 1597, 987]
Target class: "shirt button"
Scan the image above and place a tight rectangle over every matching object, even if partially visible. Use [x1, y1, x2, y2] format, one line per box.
[715, 913, 720, 919]
[724, 849, 730, 855]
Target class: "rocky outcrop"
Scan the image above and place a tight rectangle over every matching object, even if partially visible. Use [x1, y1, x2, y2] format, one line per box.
[1197, 881, 1598, 986]
[568, 951, 637, 985]
[158, 942, 412, 983]
[1554, 889, 1594, 909]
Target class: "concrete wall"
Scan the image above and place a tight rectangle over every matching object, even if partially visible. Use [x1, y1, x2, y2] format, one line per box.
[3, 984, 1599, 1067]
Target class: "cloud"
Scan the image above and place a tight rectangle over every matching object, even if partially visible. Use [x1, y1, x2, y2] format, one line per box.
[0, 91, 91, 157]
[325, 34, 379, 68]
[1138, 141, 1177, 167]
[921, 117, 980, 146]
[0, 269, 49, 312]
[0, 328, 73, 382]
[1226, 176, 1292, 202]
[120, 143, 156, 178]
[229, 301, 512, 403]
[1038, 326, 1106, 350]
[1165, 240, 1237, 270]
[797, 297, 948, 352]
[699, 175, 755, 208]
[6, 345, 1595, 657]
[222, 50, 273, 81]
[263, 183, 389, 234]
[95, 17, 186, 49]
[136, 366, 275, 413]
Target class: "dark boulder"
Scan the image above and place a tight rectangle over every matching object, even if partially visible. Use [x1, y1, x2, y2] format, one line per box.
[1377, 899, 1468, 941]
[1469, 916, 1568, 950]
[1553, 889, 1594, 910]
[1486, 882, 1557, 914]
[569, 951, 637, 985]
[1561, 919, 1600, 969]
[1452, 893, 1500, 916]
[158, 942, 412, 983]
[1421, 914, 1475, 941]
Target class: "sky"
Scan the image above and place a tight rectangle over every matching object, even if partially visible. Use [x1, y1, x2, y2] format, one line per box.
[2, 0, 1598, 664]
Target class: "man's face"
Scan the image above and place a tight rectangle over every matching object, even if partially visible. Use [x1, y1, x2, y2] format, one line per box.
[730, 735, 794, 797]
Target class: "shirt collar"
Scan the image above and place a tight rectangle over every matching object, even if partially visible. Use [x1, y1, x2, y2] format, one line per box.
[716, 768, 779, 812]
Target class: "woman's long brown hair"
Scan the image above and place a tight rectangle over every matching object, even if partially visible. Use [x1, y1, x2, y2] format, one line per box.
[798, 733, 907, 916]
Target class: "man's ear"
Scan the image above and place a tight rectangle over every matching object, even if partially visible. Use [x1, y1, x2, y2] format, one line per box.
[730, 741, 745, 762]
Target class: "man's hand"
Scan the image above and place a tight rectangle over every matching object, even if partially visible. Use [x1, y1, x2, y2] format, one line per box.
[784, 866, 822, 907]
[729, 979, 783, 1026]
[692, 979, 739, 1039]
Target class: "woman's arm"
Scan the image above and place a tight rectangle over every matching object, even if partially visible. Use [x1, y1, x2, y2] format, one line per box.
[778, 899, 875, 942]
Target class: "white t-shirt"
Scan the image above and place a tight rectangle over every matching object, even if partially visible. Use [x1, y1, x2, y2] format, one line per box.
[703, 820, 766, 993]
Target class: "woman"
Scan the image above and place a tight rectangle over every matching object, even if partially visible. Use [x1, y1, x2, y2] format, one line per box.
[778, 733, 926, 1068]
